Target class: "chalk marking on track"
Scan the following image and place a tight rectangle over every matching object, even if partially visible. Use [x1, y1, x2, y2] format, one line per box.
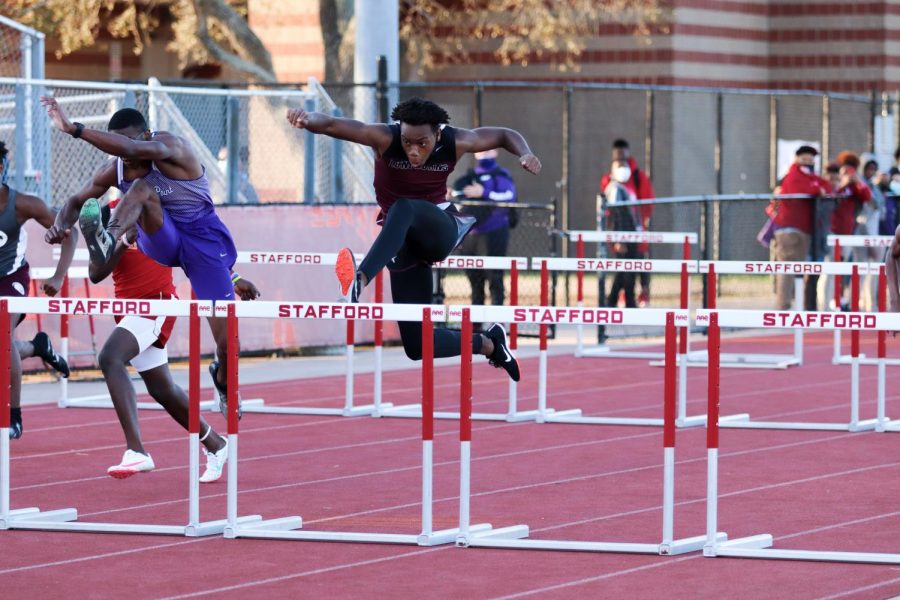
[815, 575, 900, 600]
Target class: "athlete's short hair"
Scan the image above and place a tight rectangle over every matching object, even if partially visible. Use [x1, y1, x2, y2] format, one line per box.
[391, 98, 449, 130]
[108, 108, 148, 132]
[612, 138, 630, 149]
[0, 141, 7, 163]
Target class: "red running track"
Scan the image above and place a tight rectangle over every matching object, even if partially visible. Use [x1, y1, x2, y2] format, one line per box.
[3, 331, 900, 599]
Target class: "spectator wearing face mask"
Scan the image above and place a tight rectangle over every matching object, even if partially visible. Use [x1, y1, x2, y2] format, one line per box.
[768, 145, 829, 310]
[453, 149, 516, 313]
[599, 139, 655, 306]
[601, 158, 641, 309]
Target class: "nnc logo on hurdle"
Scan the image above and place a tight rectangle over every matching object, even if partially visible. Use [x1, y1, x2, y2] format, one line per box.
[214, 300, 447, 322]
[694, 309, 889, 330]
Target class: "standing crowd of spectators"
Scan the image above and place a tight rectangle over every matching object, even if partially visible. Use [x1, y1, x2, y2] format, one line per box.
[767, 145, 900, 311]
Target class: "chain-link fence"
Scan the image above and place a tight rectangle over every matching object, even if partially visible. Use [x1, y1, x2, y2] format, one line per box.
[0, 17, 46, 200]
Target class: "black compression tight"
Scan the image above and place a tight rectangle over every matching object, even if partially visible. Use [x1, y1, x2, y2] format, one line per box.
[358, 198, 484, 360]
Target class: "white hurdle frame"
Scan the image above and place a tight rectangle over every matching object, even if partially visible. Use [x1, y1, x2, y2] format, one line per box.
[690, 261, 817, 369]
[696, 304, 880, 432]
[230, 251, 399, 418]
[566, 230, 698, 360]
[456, 306, 724, 554]
[703, 310, 900, 564]
[530, 258, 732, 427]
[0, 297, 262, 536]
[378, 256, 542, 422]
[41, 255, 225, 413]
[222, 301, 515, 545]
[826, 236, 899, 366]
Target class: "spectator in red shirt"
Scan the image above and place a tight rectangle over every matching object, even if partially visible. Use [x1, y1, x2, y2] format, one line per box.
[830, 151, 872, 236]
[769, 145, 828, 309]
[599, 139, 655, 306]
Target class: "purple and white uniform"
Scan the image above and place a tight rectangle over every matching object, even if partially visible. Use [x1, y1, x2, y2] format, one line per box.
[116, 151, 237, 300]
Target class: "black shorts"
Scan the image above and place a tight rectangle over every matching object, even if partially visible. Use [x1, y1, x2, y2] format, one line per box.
[0, 265, 31, 327]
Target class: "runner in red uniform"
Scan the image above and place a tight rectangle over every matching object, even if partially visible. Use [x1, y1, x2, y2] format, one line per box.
[87, 199, 241, 481]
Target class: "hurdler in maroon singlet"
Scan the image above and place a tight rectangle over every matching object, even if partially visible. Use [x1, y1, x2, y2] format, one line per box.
[372, 124, 457, 223]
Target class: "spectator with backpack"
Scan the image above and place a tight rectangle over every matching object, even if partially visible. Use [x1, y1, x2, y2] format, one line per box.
[453, 149, 517, 312]
[599, 139, 655, 306]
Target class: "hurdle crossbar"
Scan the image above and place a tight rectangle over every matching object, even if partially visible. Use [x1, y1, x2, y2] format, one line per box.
[0, 298, 262, 536]
[223, 303, 506, 545]
[458, 309, 723, 554]
[695, 307, 882, 432]
[228, 252, 396, 418]
[379, 257, 543, 422]
[703, 310, 900, 564]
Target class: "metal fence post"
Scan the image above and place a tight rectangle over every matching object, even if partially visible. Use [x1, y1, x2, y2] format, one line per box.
[332, 106, 344, 202]
[376, 55, 389, 123]
[303, 96, 316, 203]
[473, 83, 483, 128]
[14, 84, 26, 192]
[821, 94, 830, 168]
[645, 90, 654, 181]
[226, 96, 240, 204]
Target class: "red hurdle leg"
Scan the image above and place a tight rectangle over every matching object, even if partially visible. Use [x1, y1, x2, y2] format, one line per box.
[226, 303, 239, 527]
[850, 266, 861, 427]
[187, 303, 201, 527]
[58, 276, 69, 408]
[662, 312, 677, 544]
[343, 317, 355, 415]
[419, 308, 435, 539]
[704, 311, 721, 551]
[537, 261, 549, 422]
[373, 270, 384, 416]
[457, 308, 473, 540]
[575, 235, 585, 355]
[1, 299, 10, 517]
[507, 260, 519, 418]
[877, 266, 888, 429]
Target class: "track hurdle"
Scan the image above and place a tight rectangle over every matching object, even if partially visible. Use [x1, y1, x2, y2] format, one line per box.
[693, 260, 817, 369]
[703, 310, 900, 564]
[696, 301, 879, 432]
[222, 301, 515, 545]
[219, 251, 403, 418]
[0, 297, 262, 536]
[565, 230, 697, 359]
[528, 259, 726, 427]
[380, 256, 544, 422]
[455, 306, 724, 554]
[827, 236, 896, 366]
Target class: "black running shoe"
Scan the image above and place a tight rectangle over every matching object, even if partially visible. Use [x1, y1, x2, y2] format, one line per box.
[485, 323, 520, 382]
[209, 360, 242, 420]
[32, 331, 69, 378]
[9, 407, 21, 440]
[79, 198, 115, 265]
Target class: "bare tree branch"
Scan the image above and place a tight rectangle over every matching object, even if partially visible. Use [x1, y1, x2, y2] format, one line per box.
[190, 0, 276, 82]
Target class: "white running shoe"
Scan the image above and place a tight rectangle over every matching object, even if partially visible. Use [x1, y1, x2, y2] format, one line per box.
[107, 449, 155, 479]
[199, 439, 228, 483]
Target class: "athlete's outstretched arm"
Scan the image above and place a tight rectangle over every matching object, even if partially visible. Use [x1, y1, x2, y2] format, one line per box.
[286, 108, 393, 153]
[40, 96, 186, 163]
[46, 161, 117, 244]
[455, 127, 541, 175]
[19, 193, 80, 296]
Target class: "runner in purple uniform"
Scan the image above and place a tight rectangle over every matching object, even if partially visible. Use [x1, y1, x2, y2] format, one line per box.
[286, 98, 541, 381]
[40, 99, 259, 418]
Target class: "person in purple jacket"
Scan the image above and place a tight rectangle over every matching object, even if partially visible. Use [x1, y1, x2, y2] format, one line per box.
[39, 98, 259, 420]
[287, 98, 540, 382]
[453, 149, 515, 311]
